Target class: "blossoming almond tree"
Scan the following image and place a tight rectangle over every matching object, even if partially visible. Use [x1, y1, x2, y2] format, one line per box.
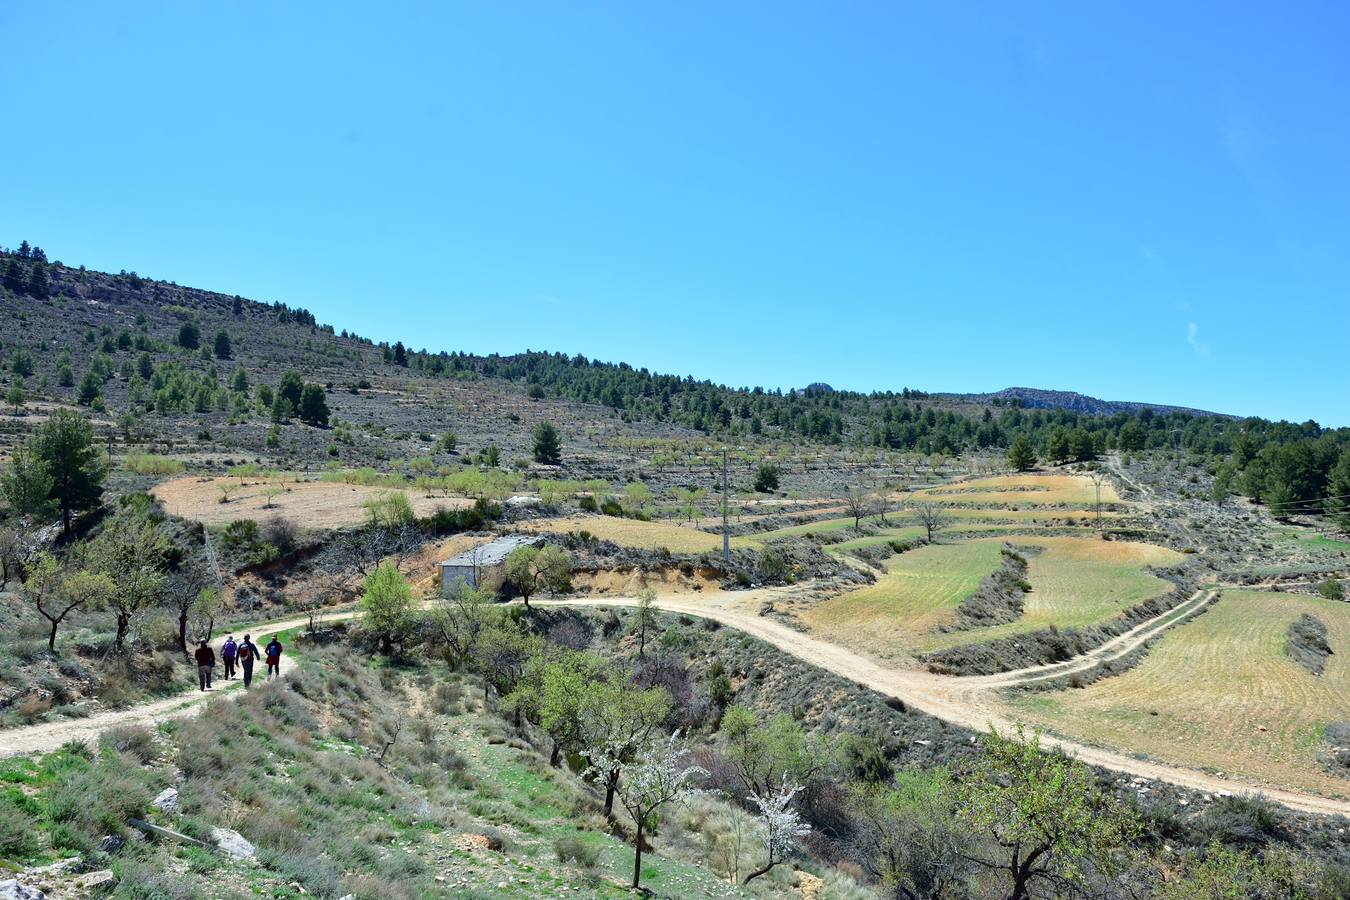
[589, 731, 707, 889]
[744, 774, 812, 886]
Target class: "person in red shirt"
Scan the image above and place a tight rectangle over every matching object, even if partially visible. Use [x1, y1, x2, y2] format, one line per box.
[194, 640, 216, 691]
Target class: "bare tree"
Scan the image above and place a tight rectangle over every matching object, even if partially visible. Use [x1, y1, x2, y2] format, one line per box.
[842, 483, 877, 530]
[167, 566, 212, 659]
[427, 581, 493, 668]
[911, 500, 951, 543]
[0, 525, 33, 590]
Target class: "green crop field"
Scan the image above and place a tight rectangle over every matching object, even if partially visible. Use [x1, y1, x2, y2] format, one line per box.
[795, 534, 1181, 662]
[916, 536, 1182, 652]
[801, 541, 1008, 664]
[1008, 590, 1350, 798]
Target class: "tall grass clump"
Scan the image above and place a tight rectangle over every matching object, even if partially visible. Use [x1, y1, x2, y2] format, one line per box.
[123, 453, 186, 475]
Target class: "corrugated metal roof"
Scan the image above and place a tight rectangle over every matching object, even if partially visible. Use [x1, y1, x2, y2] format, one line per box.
[441, 534, 542, 568]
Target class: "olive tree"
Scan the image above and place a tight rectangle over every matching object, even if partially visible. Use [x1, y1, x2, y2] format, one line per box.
[360, 562, 414, 654]
[958, 725, 1140, 900]
[504, 544, 572, 608]
[24, 554, 115, 651]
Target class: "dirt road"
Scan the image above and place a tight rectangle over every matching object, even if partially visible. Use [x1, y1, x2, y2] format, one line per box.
[5, 588, 1348, 817]
[536, 592, 1350, 818]
[0, 614, 320, 758]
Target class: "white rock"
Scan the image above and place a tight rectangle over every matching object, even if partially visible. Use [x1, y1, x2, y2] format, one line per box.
[80, 871, 117, 894]
[210, 827, 257, 860]
[0, 879, 45, 900]
[152, 788, 180, 813]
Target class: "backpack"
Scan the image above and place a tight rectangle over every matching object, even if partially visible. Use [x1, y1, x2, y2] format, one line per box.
[223, 640, 237, 657]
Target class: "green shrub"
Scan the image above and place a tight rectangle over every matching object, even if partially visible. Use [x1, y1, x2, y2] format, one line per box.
[123, 453, 186, 476]
[0, 793, 41, 859]
[101, 724, 158, 763]
[553, 833, 600, 868]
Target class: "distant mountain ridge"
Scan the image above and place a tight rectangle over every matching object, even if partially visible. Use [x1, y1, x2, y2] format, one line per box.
[942, 387, 1232, 418]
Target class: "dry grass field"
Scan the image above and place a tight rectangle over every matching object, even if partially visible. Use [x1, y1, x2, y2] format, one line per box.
[517, 514, 729, 554]
[909, 473, 1120, 507]
[1009, 590, 1350, 798]
[801, 541, 1008, 664]
[152, 476, 470, 528]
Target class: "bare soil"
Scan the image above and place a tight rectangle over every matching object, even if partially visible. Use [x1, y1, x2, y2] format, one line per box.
[152, 476, 471, 527]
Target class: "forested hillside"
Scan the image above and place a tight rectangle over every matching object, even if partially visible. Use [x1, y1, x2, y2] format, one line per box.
[1, 239, 1348, 525]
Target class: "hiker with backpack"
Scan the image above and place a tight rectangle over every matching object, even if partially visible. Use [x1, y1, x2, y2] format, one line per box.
[194, 640, 216, 691]
[265, 636, 284, 679]
[221, 635, 238, 680]
[237, 634, 261, 687]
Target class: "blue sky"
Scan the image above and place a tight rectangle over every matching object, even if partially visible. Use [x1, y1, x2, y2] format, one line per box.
[3, 3, 1347, 425]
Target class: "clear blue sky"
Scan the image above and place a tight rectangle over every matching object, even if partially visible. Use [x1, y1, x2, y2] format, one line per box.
[3, 3, 1347, 425]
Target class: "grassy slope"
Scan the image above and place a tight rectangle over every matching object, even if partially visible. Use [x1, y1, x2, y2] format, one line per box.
[1010, 590, 1350, 798]
[801, 541, 1007, 664]
[0, 653, 755, 898]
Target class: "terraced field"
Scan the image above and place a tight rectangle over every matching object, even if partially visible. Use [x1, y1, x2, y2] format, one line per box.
[917, 536, 1182, 652]
[800, 541, 1007, 664]
[1009, 590, 1350, 798]
[153, 475, 471, 527]
[517, 515, 728, 554]
[797, 535, 1181, 663]
[909, 473, 1119, 507]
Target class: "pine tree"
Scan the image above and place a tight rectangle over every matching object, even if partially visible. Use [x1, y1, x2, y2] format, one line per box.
[30, 409, 106, 533]
[177, 321, 200, 349]
[2, 259, 24, 293]
[298, 383, 330, 426]
[277, 370, 304, 412]
[213, 330, 232, 359]
[1008, 435, 1037, 472]
[532, 421, 562, 465]
[1329, 449, 1350, 530]
[26, 264, 49, 299]
[77, 372, 102, 406]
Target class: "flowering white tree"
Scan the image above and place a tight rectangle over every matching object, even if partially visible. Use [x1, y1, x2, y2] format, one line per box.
[589, 731, 707, 889]
[743, 775, 812, 885]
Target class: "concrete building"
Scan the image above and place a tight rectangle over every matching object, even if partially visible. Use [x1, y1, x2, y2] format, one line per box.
[440, 534, 542, 595]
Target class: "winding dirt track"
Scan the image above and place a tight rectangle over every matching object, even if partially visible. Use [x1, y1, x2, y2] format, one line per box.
[537, 592, 1350, 818]
[0, 615, 316, 759]
[4, 590, 1348, 818]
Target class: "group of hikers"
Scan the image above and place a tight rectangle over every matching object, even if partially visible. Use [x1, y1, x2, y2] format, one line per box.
[193, 634, 283, 691]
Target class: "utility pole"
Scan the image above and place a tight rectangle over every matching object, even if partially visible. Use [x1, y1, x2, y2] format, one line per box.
[722, 448, 731, 562]
[1091, 470, 1105, 533]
